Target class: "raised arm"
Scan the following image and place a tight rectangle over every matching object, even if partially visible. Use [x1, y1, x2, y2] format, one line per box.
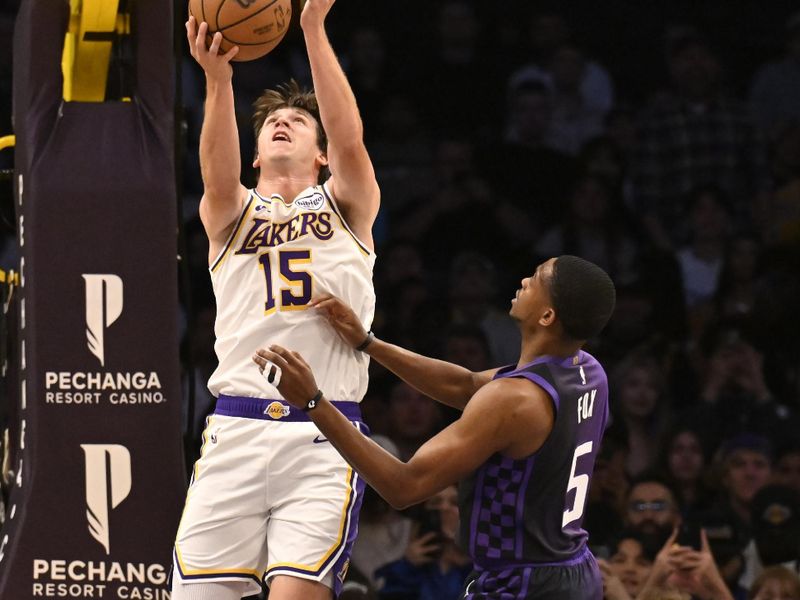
[186, 17, 249, 262]
[310, 295, 499, 410]
[300, 0, 380, 248]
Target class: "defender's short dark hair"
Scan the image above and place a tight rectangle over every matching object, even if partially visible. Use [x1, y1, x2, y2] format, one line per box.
[549, 255, 616, 340]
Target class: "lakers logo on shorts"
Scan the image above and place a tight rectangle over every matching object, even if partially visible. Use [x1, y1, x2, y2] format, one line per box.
[265, 401, 290, 420]
[337, 558, 350, 583]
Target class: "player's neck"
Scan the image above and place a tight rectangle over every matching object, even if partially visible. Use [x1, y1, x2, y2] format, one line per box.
[257, 172, 318, 200]
[517, 332, 582, 367]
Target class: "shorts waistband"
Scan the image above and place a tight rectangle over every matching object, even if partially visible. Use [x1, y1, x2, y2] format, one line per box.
[215, 394, 362, 422]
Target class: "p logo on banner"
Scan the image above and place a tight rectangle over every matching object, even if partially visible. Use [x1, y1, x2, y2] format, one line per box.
[82, 274, 123, 367]
[80, 444, 132, 555]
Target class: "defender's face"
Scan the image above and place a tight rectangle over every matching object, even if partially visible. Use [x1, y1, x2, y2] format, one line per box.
[510, 258, 555, 323]
[254, 107, 325, 171]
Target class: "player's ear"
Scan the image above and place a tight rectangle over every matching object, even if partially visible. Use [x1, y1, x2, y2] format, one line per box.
[539, 307, 556, 327]
[253, 151, 260, 169]
[315, 151, 329, 170]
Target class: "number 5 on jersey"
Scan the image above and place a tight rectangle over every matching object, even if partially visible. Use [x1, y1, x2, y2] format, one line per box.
[258, 250, 313, 313]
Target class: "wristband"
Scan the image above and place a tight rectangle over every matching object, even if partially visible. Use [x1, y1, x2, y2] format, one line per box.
[355, 331, 375, 352]
[304, 389, 324, 412]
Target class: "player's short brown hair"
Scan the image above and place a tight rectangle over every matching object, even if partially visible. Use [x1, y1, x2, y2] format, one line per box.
[252, 80, 327, 152]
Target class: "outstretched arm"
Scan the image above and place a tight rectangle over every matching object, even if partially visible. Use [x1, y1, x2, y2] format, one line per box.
[252, 345, 552, 509]
[311, 295, 499, 410]
[301, 0, 380, 247]
[186, 17, 249, 262]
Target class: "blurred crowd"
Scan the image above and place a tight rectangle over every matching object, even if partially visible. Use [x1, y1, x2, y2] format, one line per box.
[2, 1, 800, 599]
[176, 3, 800, 599]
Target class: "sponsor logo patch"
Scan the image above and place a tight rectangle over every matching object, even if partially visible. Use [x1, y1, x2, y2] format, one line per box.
[294, 192, 325, 211]
[265, 401, 290, 420]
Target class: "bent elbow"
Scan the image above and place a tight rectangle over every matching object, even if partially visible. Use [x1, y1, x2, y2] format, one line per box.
[382, 478, 427, 511]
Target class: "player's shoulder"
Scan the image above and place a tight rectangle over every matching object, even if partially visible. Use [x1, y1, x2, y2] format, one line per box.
[470, 377, 551, 413]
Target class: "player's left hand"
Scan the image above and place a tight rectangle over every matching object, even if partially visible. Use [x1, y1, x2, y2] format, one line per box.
[300, 0, 335, 30]
[253, 345, 320, 409]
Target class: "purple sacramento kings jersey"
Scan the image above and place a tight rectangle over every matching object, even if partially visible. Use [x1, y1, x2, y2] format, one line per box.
[459, 351, 608, 569]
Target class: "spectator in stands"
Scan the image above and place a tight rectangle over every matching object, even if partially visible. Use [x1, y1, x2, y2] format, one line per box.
[579, 135, 636, 211]
[442, 326, 493, 372]
[610, 355, 671, 477]
[749, 12, 800, 137]
[774, 445, 800, 495]
[661, 426, 714, 516]
[676, 186, 731, 310]
[762, 122, 800, 246]
[415, 0, 502, 136]
[508, 11, 614, 116]
[535, 174, 640, 286]
[485, 80, 577, 232]
[632, 29, 768, 247]
[624, 475, 682, 556]
[738, 485, 800, 595]
[386, 382, 443, 462]
[545, 43, 609, 155]
[749, 566, 800, 600]
[702, 434, 773, 586]
[446, 252, 520, 365]
[638, 528, 734, 600]
[599, 531, 654, 599]
[713, 233, 765, 323]
[374, 485, 471, 600]
[693, 329, 796, 445]
[342, 26, 390, 135]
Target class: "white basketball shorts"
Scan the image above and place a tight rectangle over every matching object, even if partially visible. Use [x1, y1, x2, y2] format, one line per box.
[173, 395, 367, 597]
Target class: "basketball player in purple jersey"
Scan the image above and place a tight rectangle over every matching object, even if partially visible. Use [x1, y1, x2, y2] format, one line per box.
[253, 255, 615, 599]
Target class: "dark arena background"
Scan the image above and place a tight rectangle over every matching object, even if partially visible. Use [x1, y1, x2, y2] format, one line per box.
[0, 1, 799, 599]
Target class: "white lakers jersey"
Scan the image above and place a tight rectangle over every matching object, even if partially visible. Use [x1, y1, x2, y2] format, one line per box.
[207, 183, 376, 402]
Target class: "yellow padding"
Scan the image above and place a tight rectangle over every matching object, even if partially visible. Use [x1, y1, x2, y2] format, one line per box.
[61, 0, 125, 102]
[0, 135, 14, 151]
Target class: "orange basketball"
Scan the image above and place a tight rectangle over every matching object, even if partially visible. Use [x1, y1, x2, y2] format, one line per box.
[188, 0, 292, 62]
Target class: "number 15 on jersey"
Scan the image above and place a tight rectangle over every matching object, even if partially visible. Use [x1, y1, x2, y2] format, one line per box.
[258, 249, 313, 313]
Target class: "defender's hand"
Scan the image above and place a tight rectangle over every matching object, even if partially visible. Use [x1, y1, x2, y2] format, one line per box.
[310, 294, 369, 349]
[300, 0, 335, 30]
[186, 16, 239, 81]
[253, 345, 319, 408]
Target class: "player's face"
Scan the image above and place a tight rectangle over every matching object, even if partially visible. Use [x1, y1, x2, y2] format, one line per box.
[254, 107, 326, 172]
[509, 258, 555, 325]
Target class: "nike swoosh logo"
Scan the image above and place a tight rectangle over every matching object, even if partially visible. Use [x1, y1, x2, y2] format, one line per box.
[313, 435, 329, 444]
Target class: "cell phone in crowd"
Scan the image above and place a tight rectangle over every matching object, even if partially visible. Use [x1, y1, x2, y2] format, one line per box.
[677, 520, 702, 550]
[416, 507, 442, 539]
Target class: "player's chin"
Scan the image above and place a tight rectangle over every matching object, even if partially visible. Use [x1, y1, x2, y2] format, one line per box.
[508, 301, 519, 319]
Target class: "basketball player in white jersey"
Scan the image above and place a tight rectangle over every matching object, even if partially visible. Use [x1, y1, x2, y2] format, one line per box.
[173, 1, 379, 599]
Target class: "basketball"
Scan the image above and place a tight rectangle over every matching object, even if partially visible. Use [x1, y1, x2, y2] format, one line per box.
[188, 0, 292, 62]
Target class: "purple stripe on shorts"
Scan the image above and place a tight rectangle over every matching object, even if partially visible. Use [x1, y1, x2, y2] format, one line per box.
[263, 468, 365, 596]
[215, 395, 362, 422]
